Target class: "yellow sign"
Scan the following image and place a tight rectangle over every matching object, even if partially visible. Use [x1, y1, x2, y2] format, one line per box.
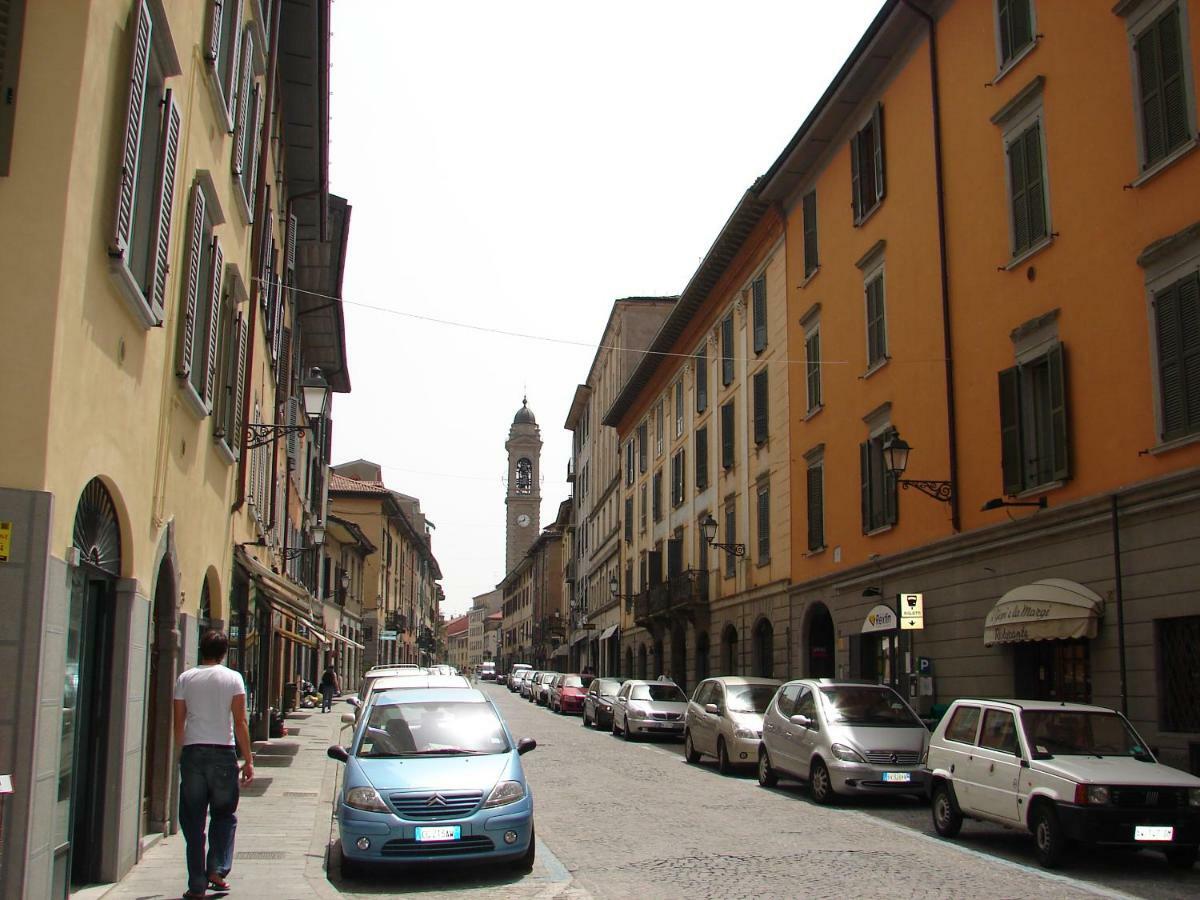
[0, 521, 11, 563]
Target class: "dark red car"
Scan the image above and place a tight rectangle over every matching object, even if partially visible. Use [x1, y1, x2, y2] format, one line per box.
[550, 674, 590, 714]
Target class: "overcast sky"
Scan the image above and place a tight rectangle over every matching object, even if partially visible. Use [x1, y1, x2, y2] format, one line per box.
[327, 1, 887, 618]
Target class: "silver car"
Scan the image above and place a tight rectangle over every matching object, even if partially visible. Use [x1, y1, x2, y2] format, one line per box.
[533, 671, 559, 706]
[758, 680, 929, 802]
[611, 680, 688, 740]
[684, 676, 782, 774]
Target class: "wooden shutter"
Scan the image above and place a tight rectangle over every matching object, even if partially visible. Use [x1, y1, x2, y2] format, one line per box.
[1138, 23, 1166, 165]
[721, 316, 734, 385]
[721, 402, 734, 468]
[232, 313, 247, 459]
[849, 128, 861, 220]
[695, 348, 707, 413]
[1008, 132, 1029, 252]
[1022, 124, 1046, 245]
[177, 187, 206, 379]
[1155, 275, 1200, 440]
[147, 91, 181, 322]
[757, 485, 770, 561]
[259, 205, 273, 308]
[652, 471, 661, 521]
[206, 0, 223, 61]
[872, 103, 886, 205]
[277, 325, 292, 392]
[807, 464, 823, 551]
[806, 330, 821, 409]
[203, 237, 224, 408]
[1047, 343, 1070, 481]
[624, 497, 633, 542]
[232, 29, 254, 176]
[247, 82, 263, 205]
[1157, 7, 1190, 157]
[753, 370, 768, 444]
[802, 191, 818, 276]
[998, 366, 1023, 494]
[286, 396, 301, 462]
[0, 0, 27, 176]
[695, 427, 707, 491]
[859, 441, 870, 533]
[111, 0, 152, 257]
[866, 277, 886, 364]
[752, 275, 767, 352]
[998, 0, 1013, 61]
[271, 269, 284, 362]
[666, 538, 682, 578]
[884, 441, 898, 526]
[1011, 0, 1032, 58]
[647, 550, 662, 585]
[286, 213, 298, 271]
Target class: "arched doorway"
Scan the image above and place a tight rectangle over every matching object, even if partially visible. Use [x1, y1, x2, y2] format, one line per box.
[143, 554, 178, 837]
[197, 579, 213, 652]
[61, 478, 123, 889]
[670, 623, 687, 692]
[720, 625, 738, 674]
[695, 632, 710, 682]
[806, 602, 835, 677]
[637, 643, 648, 680]
[625, 646, 634, 679]
[652, 638, 664, 678]
[752, 617, 774, 678]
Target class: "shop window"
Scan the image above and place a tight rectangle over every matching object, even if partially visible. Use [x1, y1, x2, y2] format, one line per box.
[1160, 615, 1200, 731]
[1014, 639, 1090, 703]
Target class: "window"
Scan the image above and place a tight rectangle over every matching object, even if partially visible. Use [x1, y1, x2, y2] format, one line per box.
[0, 0, 26, 175]
[625, 440, 635, 486]
[723, 503, 736, 577]
[671, 449, 685, 507]
[865, 272, 888, 368]
[1131, 3, 1194, 170]
[639, 483, 647, 532]
[978, 709, 1019, 754]
[1152, 272, 1200, 441]
[802, 191, 819, 278]
[996, 0, 1034, 67]
[1007, 120, 1048, 256]
[695, 346, 708, 413]
[850, 103, 886, 223]
[720, 401, 735, 469]
[753, 369, 769, 445]
[515, 458, 533, 494]
[637, 422, 648, 473]
[1159, 615, 1200, 731]
[109, 0, 182, 329]
[624, 497, 633, 543]
[213, 277, 249, 462]
[756, 482, 770, 564]
[944, 705, 982, 744]
[655, 398, 664, 455]
[806, 457, 824, 552]
[751, 273, 767, 353]
[176, 183, 225, 417]
[860, 429, 898, 533]
[232, 27, 261, 219]
[674, 380, 684, 437]
[805, 324, 822, 412]
[652, 471, 663, 522]
[775, 684, 800, 718]
[205, 0, 243, 126]
[998, 343, 1068, 493]
[695, 426, 708, 492]
[721, 314, 734, 385]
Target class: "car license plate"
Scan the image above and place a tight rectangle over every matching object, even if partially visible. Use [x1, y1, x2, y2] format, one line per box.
[415, 826, 461, 842]
[883, 772, 912, 783]
[1134, 825, 1173, 842]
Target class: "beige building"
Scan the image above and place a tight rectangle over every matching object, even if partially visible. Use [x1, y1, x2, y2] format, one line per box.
[469, 588, 501, 669]
[0, 1, 348, 895]
[564, 298, 675, 675]
[323, 514, 374, 682]
[445, 613, 469, 672]
[501, 507, 568, 671]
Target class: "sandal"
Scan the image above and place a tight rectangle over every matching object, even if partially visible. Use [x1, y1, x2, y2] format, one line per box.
[208, 873, 231, 891]
[183, 891, 207, 899]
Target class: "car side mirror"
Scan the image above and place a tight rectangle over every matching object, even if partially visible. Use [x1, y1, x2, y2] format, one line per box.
[517, 737, 537, 755]
[704, 703, 721, 715]
[789, 714, 813, 728]
[341, 713, 356, 725]
[327, 745, 350, 763]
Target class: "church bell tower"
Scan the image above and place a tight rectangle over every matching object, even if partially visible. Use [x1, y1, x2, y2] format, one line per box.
[505, 397, 542, 574]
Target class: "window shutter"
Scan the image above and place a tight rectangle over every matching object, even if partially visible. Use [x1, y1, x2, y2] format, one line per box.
[1008, 133, 1029, 252]
[757, 486, 770, 562]
[667, 538, 682, 578]
[859, 441, 870, 533]
[0, 0, 27, 176]
[1047, 343, 1070, 481]
[1011, 0, 1032, 57]
[286, 396, 301, 462]
[695, 348, 707, 413]
[111, 0, 152, 257]
[277, 325, 291, 392]
[998, 366, 1023, 494]
[753, 370, 768, 444]
[1023, 124, 1046, 245]
[807, 465, 823, 550]
[177, 187, 206, 379]
[849, 130, 861, 220]
[1157, 7, 1190, 156]
[1156, 275, 1200, 440]
[147, 91, 181, 323]
[259, 204, 273, 308]
[998, 0, 1013, 62]
[232, 29, 254, 176]
[232, 314, 247, 459]
[206, 0, 223, 61]
[247, 82, 263, 205]
[752, 275, 767, 352]
[806, 330, 821, 409]
[872, 103, 886, 204]
[271, 270, 284, 362]
[203, 237, 224, 409]
[721, 316, 734, 385]
[802, 191, 818, 276]
[1137, 22, 1167, 166]
[286, 213, 298, 271]
[696, 427, 707, 491]
[721, 402, 734, 468]
[624, 497, 633, 542]
[884, 445, 898, 526]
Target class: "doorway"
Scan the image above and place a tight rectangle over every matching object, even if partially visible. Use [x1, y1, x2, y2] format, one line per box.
[752, 618, 774, 678]
[720, 625, 738, 674]
[143, 556, 177, 837]
[806, 603, 835, 677]
[1014, 639, 1091, 703]
[670, 624, 687, 692]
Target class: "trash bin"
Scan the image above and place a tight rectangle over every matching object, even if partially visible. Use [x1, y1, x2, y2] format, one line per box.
[282, 681, 297, 713]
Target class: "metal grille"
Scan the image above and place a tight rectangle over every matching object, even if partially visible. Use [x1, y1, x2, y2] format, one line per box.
[865, 750, 920, 766]
[651, 712, 682, 721]
[381, 835, 494, 857]
[1160, 616, 1200, 732]
[389, 790, 483, 820]
[1111, 787, 1187, 810]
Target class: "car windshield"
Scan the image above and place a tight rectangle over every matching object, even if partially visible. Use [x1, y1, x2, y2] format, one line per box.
[561, 675, 584, 688]
[593, 679, 621, 697]
[726, 684, 778, 714]
[631, 684, 686, 702]
[1021, 710, 1149, 758]
[357, 700, 510, 758]
[818, 686, 921, 726]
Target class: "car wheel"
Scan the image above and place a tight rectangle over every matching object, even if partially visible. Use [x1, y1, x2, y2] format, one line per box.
[611, 715, 621, 736]
[623, 717, 634, 740]
[582, 708, 591, 727]
[1164, 845, 1198, 869]
[931, 782, 963, 838]
[512, 824, 536, 874]
[716, 738, 733, 775]
[1032, 803, 1066, 869]
[334, 841, 363, 881]
[810, 759, 835, 805]
[683, 732, 700, 764]
[757, 748, 778, 787]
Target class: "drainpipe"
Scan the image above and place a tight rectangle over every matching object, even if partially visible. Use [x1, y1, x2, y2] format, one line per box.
[1111, 495, 1128, 715]
[901, 0, 960, 533]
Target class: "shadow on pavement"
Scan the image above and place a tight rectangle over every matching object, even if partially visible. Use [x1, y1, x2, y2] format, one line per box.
[326, 840, 533, 894]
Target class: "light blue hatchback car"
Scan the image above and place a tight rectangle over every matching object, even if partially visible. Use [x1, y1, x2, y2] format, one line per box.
[328, 687, 537, 874]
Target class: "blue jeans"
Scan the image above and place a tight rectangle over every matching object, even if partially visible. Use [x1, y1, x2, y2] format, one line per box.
[320, 683, 335, 712]
[179, 744, 240, 893]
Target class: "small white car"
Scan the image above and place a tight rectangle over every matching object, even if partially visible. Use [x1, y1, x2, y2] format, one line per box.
[926, 698, 1200, 869]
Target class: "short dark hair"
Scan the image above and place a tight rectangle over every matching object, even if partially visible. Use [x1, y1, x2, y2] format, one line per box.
[199, 629, 230, 662]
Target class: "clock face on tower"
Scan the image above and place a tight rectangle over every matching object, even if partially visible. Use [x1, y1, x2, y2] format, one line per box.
[516, 514, 531, 527]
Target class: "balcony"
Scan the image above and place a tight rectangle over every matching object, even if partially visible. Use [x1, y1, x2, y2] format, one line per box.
[565, 559, 576, 584]
[633, 583, 671, 628]
[566, 459, 576, 482]
[632, 571, 709, 629]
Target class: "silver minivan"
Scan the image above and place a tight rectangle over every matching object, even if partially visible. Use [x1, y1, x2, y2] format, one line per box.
[758, 680, 929, 802]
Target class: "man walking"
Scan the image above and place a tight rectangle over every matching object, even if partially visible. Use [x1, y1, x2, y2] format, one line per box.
[319, 663, 340, 713]
[174, 630, 255, 898]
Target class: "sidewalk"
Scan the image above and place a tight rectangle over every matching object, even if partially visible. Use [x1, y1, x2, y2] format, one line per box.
[102, 702, 349, 900]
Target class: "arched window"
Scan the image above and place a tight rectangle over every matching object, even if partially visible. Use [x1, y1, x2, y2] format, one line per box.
[753, 618, 774, 678]
[198, 579, 213, 654]
[515, 458, 533, 494]
[720, 625, 738, 674]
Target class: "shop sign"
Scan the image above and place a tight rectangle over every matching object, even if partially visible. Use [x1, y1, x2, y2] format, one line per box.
[378, 630, 398, 641]
[0, 521, 11, 563]
[900, 592, 924, 630]
[861, 604, 897, 633]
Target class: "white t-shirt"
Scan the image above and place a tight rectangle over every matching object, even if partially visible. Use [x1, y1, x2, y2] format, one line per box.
[174, 664, 247, 746]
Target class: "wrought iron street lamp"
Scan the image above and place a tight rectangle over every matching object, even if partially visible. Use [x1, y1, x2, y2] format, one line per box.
[700, 513, 745, 557]
[881, 431, 953, 503]
[281, 521, 325, 560]
[245, 367, 331, 449]
[608, 573, 638, 613]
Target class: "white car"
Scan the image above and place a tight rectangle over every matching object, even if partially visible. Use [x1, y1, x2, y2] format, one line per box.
[611, 680, 687, 740]
[926, 698, 1200, 869]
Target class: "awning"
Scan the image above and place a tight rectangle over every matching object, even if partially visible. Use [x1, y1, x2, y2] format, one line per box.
[861, 604, 897, 634]
[234, 546, 313, 620]
[598, 625, 619, 641]
[327, 630, 365, 651]
[552, 644, 569, 657]
[984, 579, 1104, 646]
[570, 631, 589, 647]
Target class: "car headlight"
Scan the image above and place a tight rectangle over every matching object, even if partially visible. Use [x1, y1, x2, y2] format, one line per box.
[1087, 785, 1111, 805]
[1189, 788, 1200, 808]
[483, 780, 526, 808]
[627, 708, 649, 720]
[345, 786, 389, 813]
[598, 701, 611, 710]
[830, 743, 867, 763]
[733, 727, 760, 740]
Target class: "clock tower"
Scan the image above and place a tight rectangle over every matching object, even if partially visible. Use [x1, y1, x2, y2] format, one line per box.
[505, 397, 542, 573]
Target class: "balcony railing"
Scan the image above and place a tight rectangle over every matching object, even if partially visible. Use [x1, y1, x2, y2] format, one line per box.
[632, 570, 709, 628]
[566, 460, 576, 482]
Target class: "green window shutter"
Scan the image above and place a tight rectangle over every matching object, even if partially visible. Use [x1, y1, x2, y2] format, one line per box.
[722, 315, 734, 385]
[147, 92, 181, 323]
[866, 277, 886, 364]
[111, 0, 152, 257]
[807, 465, 823, 551]
[1008, 132, 1030, 252]
[757, 485, 770, 563]
[850, 131, 862, 220]
[1047, 343, 1070, 481]
[0, 0, 28, 176]
[203, 237, 224, 409]
[625, 497, 633, 543]
[1156, 274, 1200, 440]
[998, 365, 1023, 494]
[177, 186, 206, 379]
[231, 313, 247, 460]
[695, 427, 707, 491]
[998, 0, 1013, 61]
[859, 441, 870, 534]
[872, 103, 886, 205]
[1157, 7, 1190, 157]
[884, 442, 898, 526]
[1012, 0, 1033, 56]
[806, 330, 821, 409]
[721, 402, 734, 468]
[803, 191, 818, 276]
[752, 274, 767, 353]
[753, 370, 768, 444]
[696, 348, 708, 412]
[1023, 123, 1047, 246]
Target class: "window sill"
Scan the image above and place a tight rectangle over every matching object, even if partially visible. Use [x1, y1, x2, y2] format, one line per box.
[799, 266, 821, 289]
[178, 379, 210, 420]
[1147, 431, 1200, 456]
[203, 63, 235, 134]
[213, 435, 237, 466]
[1129, 137, 1200, 189]
[756, 556, 770, 569]
[989, 40, 1038, 87]
[864, 523, 894, 538]
[108, 258, 159, 329]
[233, 181, 253, 226]
[853, 201, 883, 229]
[862, 357, 890, 380]
[803, 403, 824, 423]
[1003, 234, 1055, 271]
[804, 545, 827, 558]
[1016, 480, 1063, 499]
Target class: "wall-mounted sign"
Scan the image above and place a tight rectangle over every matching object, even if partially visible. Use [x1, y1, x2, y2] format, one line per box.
[861, 604, 897, 633]
[378, 630, 398, 641]
[0, 521, 11, 563]
[900, 592, 924, 630]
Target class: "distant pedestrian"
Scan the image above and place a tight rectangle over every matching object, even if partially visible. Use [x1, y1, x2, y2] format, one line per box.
[320, 664, 340, 712]
[174, 629, 254, 899]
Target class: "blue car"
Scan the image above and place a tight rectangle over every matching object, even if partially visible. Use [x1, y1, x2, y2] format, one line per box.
[328, 687, 537, 875]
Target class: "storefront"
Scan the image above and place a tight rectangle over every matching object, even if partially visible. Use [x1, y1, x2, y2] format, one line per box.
[598, 624, 620, 676]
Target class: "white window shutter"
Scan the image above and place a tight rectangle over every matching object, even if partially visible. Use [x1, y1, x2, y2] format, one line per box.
[231, 313, 247, 459]
[203, 237, 224, 409]
[176, 187, 206, 379]
[286, 213, 297, 272]
[147, 90, 181, 323]
[232, 29, 254, 176]
[247, 82, 263, 207]
[286, 396, 301, 462]
[206, 0, 223, 61]
[111, 0, 152, 257]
